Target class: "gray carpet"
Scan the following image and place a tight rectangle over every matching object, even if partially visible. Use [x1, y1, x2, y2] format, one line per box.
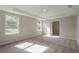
[0, 36, 78, 53]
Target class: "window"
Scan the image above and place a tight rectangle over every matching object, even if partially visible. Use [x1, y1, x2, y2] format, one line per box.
[5, 15, 19, 35]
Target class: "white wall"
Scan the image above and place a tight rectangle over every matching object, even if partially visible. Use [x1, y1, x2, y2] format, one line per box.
[76, 13, 79, 47]
[0, 10, 42, 45]
[60, 16, 76, 40]
[43, 15, 76, 40]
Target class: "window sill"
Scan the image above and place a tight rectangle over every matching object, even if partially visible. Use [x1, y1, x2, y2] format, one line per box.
[5, 32, 19, 35]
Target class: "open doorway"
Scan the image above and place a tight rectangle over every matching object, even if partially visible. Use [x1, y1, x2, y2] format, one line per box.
[52, 21, 59, 36]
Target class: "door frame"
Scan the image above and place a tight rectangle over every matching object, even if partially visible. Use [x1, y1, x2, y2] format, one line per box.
[50, 20, 60, 36]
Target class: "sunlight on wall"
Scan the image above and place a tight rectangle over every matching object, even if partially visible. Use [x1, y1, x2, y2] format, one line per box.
[15, 42, 33, 49]
[46, 27, 50, 35]
[37, 21, 42, 32]
[25, 44, 47, 53]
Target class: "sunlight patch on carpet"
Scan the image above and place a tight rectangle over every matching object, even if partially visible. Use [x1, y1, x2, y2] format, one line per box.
[15, 42, 32, 49]
[25, 44, 47, 53]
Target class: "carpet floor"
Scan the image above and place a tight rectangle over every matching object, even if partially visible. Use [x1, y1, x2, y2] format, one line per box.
[0, 35, 78, 53]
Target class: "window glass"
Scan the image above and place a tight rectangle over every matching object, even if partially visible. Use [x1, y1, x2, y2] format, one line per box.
[5, 15, 19, 35]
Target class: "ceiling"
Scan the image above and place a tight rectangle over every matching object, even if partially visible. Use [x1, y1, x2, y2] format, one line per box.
[0, 5, 79, 20]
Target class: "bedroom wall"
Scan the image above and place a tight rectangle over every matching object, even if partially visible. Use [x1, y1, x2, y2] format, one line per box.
[76, 12, 79, 47]
[0, 10, 42, 45]
[43, 15, 76, 40]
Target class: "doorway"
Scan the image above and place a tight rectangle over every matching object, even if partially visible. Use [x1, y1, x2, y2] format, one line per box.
[52, 21, 59, 36]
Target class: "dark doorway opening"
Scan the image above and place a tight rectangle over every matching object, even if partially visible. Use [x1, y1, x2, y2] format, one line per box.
[52, 21, 59, 36]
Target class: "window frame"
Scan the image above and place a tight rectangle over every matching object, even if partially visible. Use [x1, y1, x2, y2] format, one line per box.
[5, 15, 19, 35]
